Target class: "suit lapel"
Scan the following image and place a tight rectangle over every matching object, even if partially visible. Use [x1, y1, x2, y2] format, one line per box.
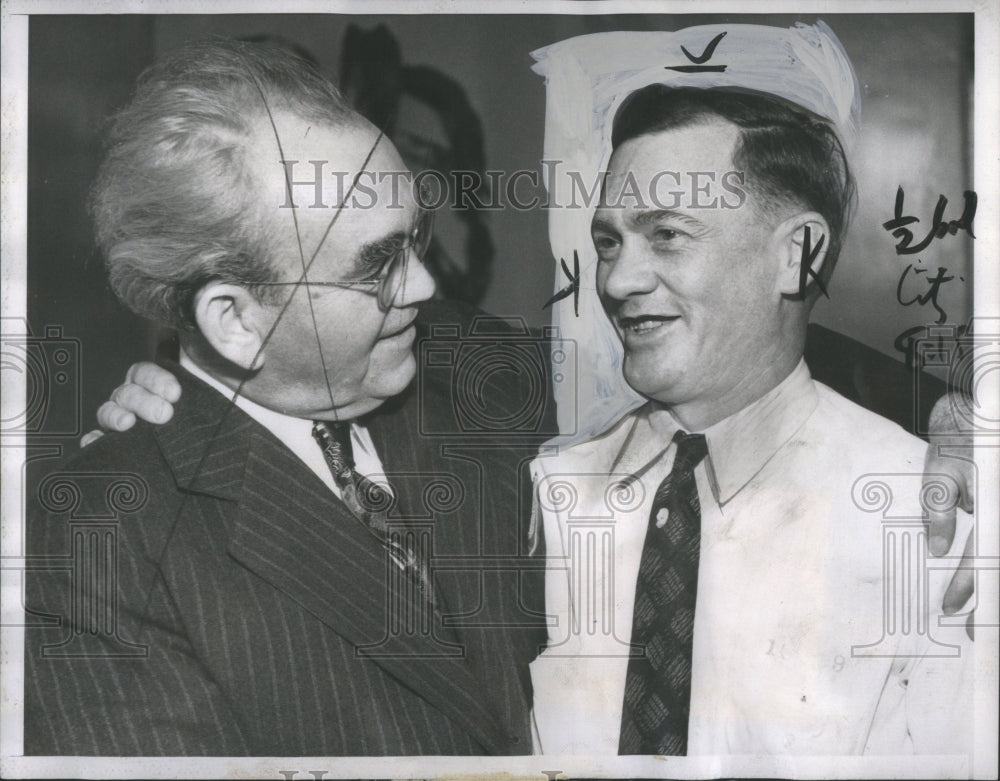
[155, 367, 508, 755]
[366, 384, 496, 631]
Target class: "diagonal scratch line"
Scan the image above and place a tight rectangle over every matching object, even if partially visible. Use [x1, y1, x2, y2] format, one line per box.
[248, 66, 336, 413]
[245, 71, 385, 418]
[134, 53, 386, 639]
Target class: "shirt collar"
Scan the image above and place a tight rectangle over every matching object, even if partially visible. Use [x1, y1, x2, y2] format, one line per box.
[630, 359, 818, 506]
[179, 349, 317, 447]
[178, 349, 345, 498]
[177, 350, 390, 499]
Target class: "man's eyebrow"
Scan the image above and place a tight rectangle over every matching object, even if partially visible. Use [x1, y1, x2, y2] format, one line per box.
[355, 231, 407, 274]
[591, 217, 620, 234]
[631, 209, 705, 229]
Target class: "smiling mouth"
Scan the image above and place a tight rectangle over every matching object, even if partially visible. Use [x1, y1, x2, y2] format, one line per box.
[618, 315, 680, 335]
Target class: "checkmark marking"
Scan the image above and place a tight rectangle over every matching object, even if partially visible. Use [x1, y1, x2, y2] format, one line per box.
[680, 31, 727, 64]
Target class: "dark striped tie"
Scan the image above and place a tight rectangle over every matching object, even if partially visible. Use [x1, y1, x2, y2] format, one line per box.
[312, 420, 434, 602]
[619, 429, 708, 755]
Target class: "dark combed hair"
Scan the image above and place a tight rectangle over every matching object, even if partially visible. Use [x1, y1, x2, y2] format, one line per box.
[91, 38, 356, 328]
[611, 84, 856, 290]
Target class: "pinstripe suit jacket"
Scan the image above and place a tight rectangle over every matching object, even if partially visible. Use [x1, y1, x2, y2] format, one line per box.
[25, 329, 547, 755]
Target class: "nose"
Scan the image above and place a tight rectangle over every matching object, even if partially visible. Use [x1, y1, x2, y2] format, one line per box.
[391, 249, 437, 308]
[597, 240, 659, 302]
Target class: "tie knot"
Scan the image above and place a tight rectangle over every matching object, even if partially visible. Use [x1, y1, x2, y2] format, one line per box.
[312, 420, 355, 474]
[671, 430, 708, 473]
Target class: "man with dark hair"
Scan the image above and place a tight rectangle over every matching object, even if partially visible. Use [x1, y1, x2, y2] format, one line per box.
[25, 39, 543, 756]
[529, 25, 973, 757]
[609, 84, 854, 292]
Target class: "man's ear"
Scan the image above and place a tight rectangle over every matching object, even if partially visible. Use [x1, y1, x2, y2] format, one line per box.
[192, 282, 268, 371]
[772, 211, 831, 298]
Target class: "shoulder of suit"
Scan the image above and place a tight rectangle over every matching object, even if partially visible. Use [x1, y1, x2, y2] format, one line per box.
[28, 422, 183, 565]
[63, 419, 165, 472]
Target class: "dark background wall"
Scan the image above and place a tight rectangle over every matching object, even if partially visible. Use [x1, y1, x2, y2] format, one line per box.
[27, 12, 973, 444]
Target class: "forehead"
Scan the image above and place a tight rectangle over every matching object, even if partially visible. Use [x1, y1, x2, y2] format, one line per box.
[260, 112, 402, 168]
[248, 111, 417, 252]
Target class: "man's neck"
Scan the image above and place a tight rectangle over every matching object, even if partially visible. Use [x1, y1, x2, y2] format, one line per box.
[178, 334, 258, 398]
[179, 348, 297, 428]
[662, 350, 803, 432]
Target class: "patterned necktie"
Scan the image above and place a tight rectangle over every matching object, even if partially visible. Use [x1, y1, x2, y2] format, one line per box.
[619, 429, 709, 755]
[312, 421, 434, 602]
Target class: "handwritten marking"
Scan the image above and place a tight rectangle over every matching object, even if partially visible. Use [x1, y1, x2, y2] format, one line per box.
[665, 64, 728, 73]
[543, 249, 581, 316]
[896, 262, 954, 324]
[666, 31, 728, 73]
[798, 225, 828, 299]
[681, 31, 728, 63]
[882, 186, 977, 255]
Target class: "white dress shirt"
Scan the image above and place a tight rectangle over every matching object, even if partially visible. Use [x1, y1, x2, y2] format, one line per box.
[179, 351, 391, 498]
[529, 360, 974, 756]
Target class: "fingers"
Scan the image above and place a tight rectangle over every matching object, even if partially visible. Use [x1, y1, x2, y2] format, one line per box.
[126, 362, 182, 402]
[93, 363, 180, 436]
[927, 391, 974, 437]
[108, 383, 175, 424]
[943, 450, 976, 514]
[923, 447, 962, 556]
[942, 531, 974, 618]
[80, 429, 104, 448]
[926, 391, 975, 514]
[95, 401, 137, 432]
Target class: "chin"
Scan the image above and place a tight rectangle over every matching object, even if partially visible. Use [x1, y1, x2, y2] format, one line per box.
[623, 362, 683, 403]
[369, 354, 418, 400]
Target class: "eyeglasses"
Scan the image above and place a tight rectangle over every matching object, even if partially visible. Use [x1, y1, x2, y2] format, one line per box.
[258, 206, 434, 312]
